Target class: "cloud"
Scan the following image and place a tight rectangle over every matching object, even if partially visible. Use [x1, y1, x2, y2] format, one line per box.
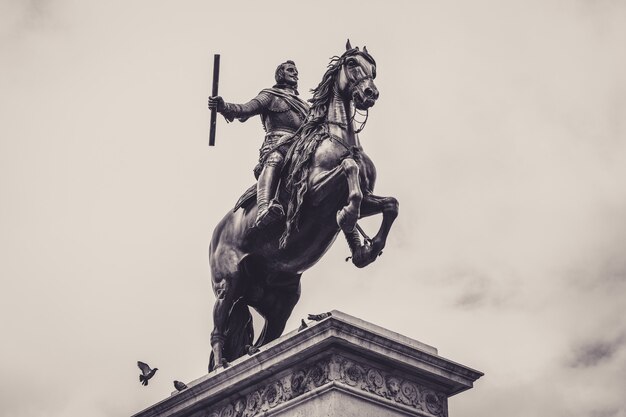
[426, 264, 523, 311]
[590, 407, 621, 417]
[0, 0, 54, 38]
[450, 270, 493, 309]
[569, 334, 626, 368]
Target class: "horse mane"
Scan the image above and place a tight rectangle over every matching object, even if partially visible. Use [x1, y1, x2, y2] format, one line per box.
[279, 48, 375, 249]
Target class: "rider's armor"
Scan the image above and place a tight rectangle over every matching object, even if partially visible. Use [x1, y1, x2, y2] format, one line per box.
[220, 86, 309, 228]
[221, 87, 308, 164]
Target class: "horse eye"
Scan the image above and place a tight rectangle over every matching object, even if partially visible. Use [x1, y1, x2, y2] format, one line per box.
[347, 59, 357, 68]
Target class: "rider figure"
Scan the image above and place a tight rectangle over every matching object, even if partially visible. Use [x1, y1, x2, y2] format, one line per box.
[208, 61, 310, 229]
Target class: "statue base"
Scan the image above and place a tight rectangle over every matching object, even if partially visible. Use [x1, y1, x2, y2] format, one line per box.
[132, 311, 483, 417]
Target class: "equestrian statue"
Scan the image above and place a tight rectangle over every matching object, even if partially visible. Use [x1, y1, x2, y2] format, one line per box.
[207, 41, 399, 371]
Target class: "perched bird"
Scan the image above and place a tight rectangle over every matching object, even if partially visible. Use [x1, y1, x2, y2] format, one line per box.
[245, 344, 260, 355]
[137, 361, 158, 386]
[174, 380, 188, 392]
[298, 319, 308, 331]
[307, 312, 332, 321]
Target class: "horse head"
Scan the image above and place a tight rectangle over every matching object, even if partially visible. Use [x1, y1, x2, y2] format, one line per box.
[335, 42, 379, 110]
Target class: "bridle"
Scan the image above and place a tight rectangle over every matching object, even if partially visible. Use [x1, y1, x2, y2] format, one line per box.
[341, 54, 376, 134]
[351, 106, 369, 134]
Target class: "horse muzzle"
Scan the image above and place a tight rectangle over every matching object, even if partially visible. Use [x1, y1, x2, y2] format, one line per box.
[352, 83, 379, 110]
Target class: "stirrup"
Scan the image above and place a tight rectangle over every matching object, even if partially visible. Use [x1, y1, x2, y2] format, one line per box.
[255, 202, 285, 229]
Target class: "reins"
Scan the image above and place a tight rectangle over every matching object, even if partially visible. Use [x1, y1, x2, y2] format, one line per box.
[351, 106, 369, 134]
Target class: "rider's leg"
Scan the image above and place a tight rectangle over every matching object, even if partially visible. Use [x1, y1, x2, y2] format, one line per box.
[255, 151, 285, 228]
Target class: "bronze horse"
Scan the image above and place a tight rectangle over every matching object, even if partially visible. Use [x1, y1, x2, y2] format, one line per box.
[208, 42, 399, 370]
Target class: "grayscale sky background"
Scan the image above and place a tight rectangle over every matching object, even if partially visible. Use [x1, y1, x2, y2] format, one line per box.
[1, 1, 625, 416]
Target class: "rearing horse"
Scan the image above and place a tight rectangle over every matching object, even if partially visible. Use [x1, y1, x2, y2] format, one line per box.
[208, 42, 399, 370]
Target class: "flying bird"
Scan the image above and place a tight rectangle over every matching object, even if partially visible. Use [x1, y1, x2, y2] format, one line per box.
[137, 361, 158, 386]
[174, 380, 188, 391]
[298, 319, 308, 331]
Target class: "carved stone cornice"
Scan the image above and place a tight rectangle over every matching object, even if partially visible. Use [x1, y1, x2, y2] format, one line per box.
[203, 354, 448, 417]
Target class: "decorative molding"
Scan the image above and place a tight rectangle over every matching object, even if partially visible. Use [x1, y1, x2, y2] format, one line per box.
[336, 356, 447, 417]
[203, 355, 447, 417]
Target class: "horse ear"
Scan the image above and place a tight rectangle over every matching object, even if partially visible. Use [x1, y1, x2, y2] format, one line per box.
[346, 39, 352, 50]
[363, 45, 368, 54]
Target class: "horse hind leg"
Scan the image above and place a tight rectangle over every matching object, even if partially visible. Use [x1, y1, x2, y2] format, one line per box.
[210, 260, 247, 371]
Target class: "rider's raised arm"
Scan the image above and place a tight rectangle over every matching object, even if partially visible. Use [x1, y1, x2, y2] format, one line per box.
[221, 91, 273, 123]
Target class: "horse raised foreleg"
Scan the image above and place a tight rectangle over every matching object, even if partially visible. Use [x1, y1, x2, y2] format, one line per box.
[309, 158, 362, 232]
[347, 194, 399, 268]
[361, 194, 399, 247]
[336, 158, 363, 233]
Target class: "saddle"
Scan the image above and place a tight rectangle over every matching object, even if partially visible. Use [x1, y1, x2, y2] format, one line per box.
[233, 184, 257, 212]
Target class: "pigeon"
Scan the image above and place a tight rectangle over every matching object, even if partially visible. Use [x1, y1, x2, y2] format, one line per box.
[174, 380, 188, 392]
[307, 312, 332, 321]
[137, 361, 158, 386]
[245, 344, 260, 355]
[298, 319, 308, 331]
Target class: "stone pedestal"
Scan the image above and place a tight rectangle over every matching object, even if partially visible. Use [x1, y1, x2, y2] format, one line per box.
[133, 311, 483, 417]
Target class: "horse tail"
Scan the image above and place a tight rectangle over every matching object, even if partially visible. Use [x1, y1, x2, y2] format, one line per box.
[224, 298, 254, 359]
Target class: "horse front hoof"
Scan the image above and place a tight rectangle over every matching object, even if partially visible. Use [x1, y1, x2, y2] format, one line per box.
[351, 246, 372, 268]
[336, 208, 358, 233]
[351, 242, 383, 268]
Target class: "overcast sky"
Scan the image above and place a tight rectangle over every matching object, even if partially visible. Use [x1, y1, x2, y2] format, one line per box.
[1, 1, 625, 416]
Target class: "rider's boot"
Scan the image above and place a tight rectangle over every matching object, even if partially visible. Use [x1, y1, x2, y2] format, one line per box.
[255, 163, 284, 229]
